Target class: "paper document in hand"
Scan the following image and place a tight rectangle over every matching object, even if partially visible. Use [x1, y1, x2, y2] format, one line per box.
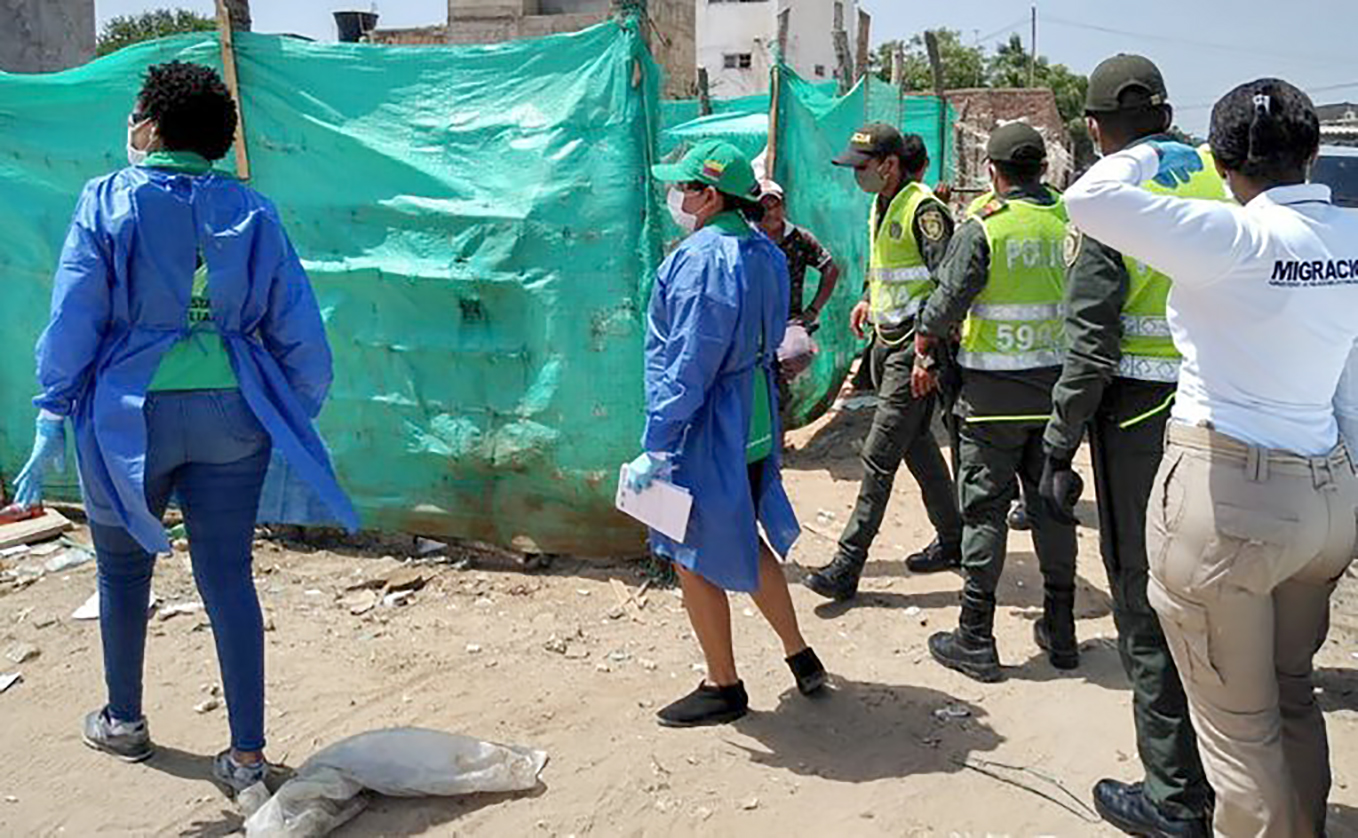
[615, 466, 692, 542]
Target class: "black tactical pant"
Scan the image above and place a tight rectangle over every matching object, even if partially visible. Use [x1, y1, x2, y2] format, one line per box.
[957, 419, 1076, 598]
[1090, 378, 1213, 820]
[835, 338, 961, 564]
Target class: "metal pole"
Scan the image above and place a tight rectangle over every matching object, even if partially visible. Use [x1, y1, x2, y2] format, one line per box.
[1030, 4, 1037, 88]
[767, 64, 782, 182]
[215, 0, 250, 181]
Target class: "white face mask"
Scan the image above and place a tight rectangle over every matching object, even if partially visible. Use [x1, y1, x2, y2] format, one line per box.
[126, 119, 152, 167]
[666, 187, 699, 234]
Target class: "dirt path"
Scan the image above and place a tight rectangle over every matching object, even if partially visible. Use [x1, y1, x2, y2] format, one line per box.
[3, 404, 1358, 837]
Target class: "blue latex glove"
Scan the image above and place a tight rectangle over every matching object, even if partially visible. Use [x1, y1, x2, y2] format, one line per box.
[1148, 141, 1203, 188]
[13, 416, 65, 508]
[623, 452, 671, 493]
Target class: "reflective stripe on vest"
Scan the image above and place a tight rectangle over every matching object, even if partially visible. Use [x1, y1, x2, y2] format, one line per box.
[1118, 354, 1180, 383]
[958, 190, 1069, 372]
[1118, 145, 1230, 382]
[869, 183, 937, 326]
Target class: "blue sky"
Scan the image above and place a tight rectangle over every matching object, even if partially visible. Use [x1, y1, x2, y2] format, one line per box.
[97, 0, 1358, 133]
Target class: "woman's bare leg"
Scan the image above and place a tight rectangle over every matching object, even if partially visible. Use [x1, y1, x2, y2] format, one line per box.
[676, 565, 739, 686]
[750, 546, 809, 657]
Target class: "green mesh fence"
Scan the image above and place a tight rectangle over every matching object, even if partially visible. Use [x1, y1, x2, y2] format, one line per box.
[0, 23, 662, 555]
[0, 33, 954, 554]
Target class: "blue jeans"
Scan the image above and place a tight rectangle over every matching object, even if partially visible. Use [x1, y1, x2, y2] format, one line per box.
[90, 389, 271, 752]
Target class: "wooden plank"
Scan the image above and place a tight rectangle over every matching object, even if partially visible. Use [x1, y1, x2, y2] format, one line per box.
[0, 509, 73, 551]
[215, 0, 251, 182]
[855, 9, 872, 83]
[610, 578, 645, 621]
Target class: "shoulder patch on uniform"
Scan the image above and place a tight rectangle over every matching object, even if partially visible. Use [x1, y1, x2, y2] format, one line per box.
[1063, 226, 1084, 268]
[919, 207, 947, 241]
[888, 220, 904, 240]
[976, 199, 1007, 219]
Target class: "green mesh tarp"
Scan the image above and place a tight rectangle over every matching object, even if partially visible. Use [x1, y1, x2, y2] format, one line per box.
[660, 110, 768, 160]
[769, 68, 958, 423]
[660, 91, 771, 134]
[0, 23, 661, 554]
[770, 68, 872, 421]
[0, 30, 954, 554]
[659, 69, 956, 425]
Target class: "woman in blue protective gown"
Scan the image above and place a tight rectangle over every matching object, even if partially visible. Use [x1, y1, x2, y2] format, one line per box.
[11, 62, 358, 792]
[626, 140, 827, 726]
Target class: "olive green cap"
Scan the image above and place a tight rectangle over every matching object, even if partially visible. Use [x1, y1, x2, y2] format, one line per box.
[986, 121, 1046, 163]
[832, 122, 907, 167]
[1085, 54, 1168, 114]
[651, 139, 758, 200]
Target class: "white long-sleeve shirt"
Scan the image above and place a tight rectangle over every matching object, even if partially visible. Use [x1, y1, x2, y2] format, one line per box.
[1065, 143, 1358, 455]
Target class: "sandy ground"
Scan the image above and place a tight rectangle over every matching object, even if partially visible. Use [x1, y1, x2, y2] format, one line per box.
[5, 403, 1358, 837]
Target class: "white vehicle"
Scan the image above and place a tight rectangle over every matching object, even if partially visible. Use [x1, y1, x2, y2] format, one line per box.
[1314, 145, 1358, 208]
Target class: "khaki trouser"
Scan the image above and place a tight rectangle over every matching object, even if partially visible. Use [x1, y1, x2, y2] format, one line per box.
[1147, 422, 1358, 838]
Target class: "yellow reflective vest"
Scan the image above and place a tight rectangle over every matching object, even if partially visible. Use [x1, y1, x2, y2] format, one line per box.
[958, 190, 1069, 371]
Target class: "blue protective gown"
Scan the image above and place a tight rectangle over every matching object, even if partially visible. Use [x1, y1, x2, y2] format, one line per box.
[34, 167, 359, 554]
[642, 213, 800, 592]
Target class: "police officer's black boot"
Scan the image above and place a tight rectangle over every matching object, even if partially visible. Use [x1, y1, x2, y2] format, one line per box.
[904, 537, 962, 574]
[1034, 586, 1079, 670]
[1093, 780, 1209, 838]
[802, 553, 865, 601]
[928, 590, 1002, 682]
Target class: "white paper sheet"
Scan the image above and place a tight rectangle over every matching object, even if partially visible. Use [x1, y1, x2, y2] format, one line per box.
[71, 589, 158, 621]
[615, 466, 692, 542]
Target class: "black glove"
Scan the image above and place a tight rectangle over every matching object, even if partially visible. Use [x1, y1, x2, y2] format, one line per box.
[1038, 455, 1083, 526]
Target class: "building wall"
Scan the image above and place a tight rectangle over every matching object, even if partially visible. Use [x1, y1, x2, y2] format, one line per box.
[370, 26, 449, 46]
[947, 87, 1074, 201]
[379, 0, 693, 98]
[0, 0, 95, 73]
[538, 0, 611, 14]
[697, 0, 857, 97]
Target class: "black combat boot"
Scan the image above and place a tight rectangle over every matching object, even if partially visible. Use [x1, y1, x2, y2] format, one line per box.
[904, 537, 962, 574]
[1034, 587, 1079, 670]
[802, 554, 866, 601]
[928, 591, 1002, 682]
[1093, 780, 1209, 838]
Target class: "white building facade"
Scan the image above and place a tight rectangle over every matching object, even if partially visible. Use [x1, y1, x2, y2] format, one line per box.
[696, 0, 861, 97]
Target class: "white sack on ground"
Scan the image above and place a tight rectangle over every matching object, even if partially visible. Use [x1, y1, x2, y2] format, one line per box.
[244, 727, 548, 838]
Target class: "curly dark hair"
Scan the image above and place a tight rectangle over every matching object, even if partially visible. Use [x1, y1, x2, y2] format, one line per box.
[1209, 78, 1319, 184]
[135, 61, 238, 162]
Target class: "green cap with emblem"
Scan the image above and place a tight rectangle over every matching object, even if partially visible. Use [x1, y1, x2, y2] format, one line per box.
[651, 139, 759, 200]
[1085, 54, 1168, 115]
[832, 122, 907, 167]
[986, 121, 1046, 163]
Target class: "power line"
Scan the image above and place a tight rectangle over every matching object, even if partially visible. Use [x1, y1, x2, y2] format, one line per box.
[1042, 15, 1351, 68]
[1176, 81, 1358, 112]
[975, 16, 1030, 47]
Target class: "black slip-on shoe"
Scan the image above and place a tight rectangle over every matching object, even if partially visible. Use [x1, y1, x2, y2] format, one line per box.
[657, 681, 749, 728]
[786, 648, 827, 695]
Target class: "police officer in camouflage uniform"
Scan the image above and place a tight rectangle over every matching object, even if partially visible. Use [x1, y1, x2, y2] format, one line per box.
[803, 124, 963, 601]
[1041, 55, 1222, 837]
[916, 123, 1080, 683]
